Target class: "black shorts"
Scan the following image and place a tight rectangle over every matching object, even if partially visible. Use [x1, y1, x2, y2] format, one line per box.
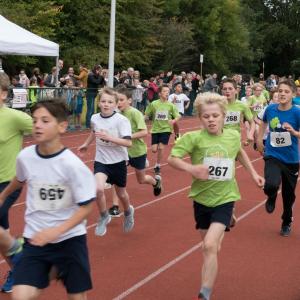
[0, 182, 22, 229]
[151, 132, 171, 145]
[128, 154, 147, 170]
[193, 201, 234, 230]
[13, 235, 92, 294]
[94, 160, 127, 187]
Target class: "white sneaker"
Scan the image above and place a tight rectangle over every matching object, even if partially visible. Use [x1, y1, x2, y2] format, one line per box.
[95, 214, 112, 236]
[123, 205, 134, 233]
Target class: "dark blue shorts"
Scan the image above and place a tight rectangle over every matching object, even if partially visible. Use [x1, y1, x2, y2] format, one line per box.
[13, 235, 92, 294]
[94, 160, 127, 187]
[151, 132, 171, 145]
[193, 201, 234, 230]
[0, 182, 22, 229]
[128, 154, 147, 170]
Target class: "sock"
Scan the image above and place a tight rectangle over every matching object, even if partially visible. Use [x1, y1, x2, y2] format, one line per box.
[124, 206, 132, 216]
[155, 163, 160, 168]
[100, 210, 109, 218]
[199, 287, 212, 300]
[7, 239, 22, 256]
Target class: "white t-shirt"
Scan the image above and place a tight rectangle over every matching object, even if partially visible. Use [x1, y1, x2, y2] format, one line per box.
[91, 112, 132, 164]
[16, 145, 96, 243]
[257, 106, 269, 140]
[168, 93, 190, 114]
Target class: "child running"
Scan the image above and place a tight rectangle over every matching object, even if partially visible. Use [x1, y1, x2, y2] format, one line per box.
[0, 72, 32, 292]
[257, 79, 300, 237]
[78, 87, 134, 236]
[168, 82, 190, 139]
[168, 92, 264, 300]
[145, 84, 180, 175]
[0, 99, 96, 300]
[108, 86, 162, 216]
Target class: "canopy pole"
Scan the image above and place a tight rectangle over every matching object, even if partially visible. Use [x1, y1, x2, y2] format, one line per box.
[55, 56, 59, 85]
[0, 58, 3, 73]
[108, 0, 116, 88]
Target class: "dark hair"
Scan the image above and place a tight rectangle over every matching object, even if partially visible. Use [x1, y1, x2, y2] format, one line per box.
[31, 99, 68, 122]
[278, 79, 297, 93]
[0, 72, 10, 91]
[220, 78, 237, 89]
[173, 82, 182, 88]
[158, 83, 170, 93]
[115, 85, 133, 99]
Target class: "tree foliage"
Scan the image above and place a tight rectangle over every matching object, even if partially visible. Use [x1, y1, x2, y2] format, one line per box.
[0, 0, 299, 77]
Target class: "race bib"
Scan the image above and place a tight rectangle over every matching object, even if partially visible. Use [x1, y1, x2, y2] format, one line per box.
[224, 111, 240, 125]
[270, 132, 292, 147]
[32, 183, 73, 211]
[203, 157, 234, 181]
[253, 104, 263, 112]
[155, 111, 168, 121]
[95, 128, 118, 146]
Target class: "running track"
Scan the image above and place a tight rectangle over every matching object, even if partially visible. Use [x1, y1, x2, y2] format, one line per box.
[2, 117, 300, 300]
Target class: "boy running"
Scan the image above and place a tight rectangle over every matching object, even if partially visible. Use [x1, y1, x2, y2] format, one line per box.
[168, 92, 264, 300]
[257, 79, 300, 236]
[0, 72, 32, 292]
[78, 87, 134, 236]
[145, 84, 180, 175]
[0, 99, 96, 300]
[168, 82, 190, 139]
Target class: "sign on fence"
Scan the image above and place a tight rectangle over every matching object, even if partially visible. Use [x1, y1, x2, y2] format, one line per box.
[12, 89, 28, 108]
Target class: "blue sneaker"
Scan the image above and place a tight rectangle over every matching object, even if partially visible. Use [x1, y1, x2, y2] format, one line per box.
[1, 271, 13, 293]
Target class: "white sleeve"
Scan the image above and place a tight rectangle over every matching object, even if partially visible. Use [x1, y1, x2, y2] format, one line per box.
[16, 154, 27, 182]
[119, 117, 132, 138]
[257, 107, 266, 120]
[183, 94, 190, 102]
[69, 159, 96, 205]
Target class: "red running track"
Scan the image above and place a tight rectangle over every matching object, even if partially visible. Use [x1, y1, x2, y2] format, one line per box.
[2, 117, 300, 300]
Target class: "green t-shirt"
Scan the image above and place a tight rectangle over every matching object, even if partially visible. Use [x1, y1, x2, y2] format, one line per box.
[121, 107, 147, 158]
[171, 128, 241, 207]
[145, 100, 180, 133]
[0, 106, 32, 182]
[247, 95, 267, 118]
[224, 100, 253, 132]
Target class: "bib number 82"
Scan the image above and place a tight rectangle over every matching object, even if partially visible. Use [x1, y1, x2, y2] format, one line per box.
[275, 137, 285, 145]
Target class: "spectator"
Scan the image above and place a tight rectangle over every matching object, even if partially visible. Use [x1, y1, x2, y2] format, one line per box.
[203, 73, 218, 92]
[44, 67, 58, 87]
[74, 64, 89, 88]
[18, 70, 30, 88]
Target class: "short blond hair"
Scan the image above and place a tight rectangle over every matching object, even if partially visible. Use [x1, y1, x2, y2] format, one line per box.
[194, 92, 228, 117]
[99, 87, 118, 103]
[252, 83, 264, 91]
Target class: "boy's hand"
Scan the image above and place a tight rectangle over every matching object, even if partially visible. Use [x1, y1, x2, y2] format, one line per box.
[77, 144, 88, 157]
[282, 122, 297, 136]
[252, 173, 265, 187]
[95, 129, 111, 142]
[30, 227, 62, 246]
[256, 140, 264, 155]
[188, 164, 209, 180]
[168, 120, 176, 126]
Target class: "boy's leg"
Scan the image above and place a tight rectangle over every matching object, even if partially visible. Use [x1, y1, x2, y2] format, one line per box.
[264, 157, 282, 213]
[68, 292, 87, 300]
[115, 186, 134, 233]
[280, 163, 299, 236]
[12, 285, 40, 300]
[108, 186, 121, 217]
[94, 173, 111, 236]
[199, 223, 225, 300]
[173, 122, 180, 138]
[135, 169, 162, 196]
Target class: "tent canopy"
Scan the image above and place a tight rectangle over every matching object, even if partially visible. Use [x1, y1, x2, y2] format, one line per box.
[0, 15, 59, 57]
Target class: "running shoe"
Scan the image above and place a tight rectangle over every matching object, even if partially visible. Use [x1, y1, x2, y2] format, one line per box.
[280, 224, 291, 237]
[123, 205, 134, 233]
[108, 205, 121, 217]
[95, 214, 111, 236]
[197, 292, 208, 300]
[1, 271, 13, 293]
[153, 175, 162, 196]
[265, 196, 276, 213]
[154, 166, 161, 175]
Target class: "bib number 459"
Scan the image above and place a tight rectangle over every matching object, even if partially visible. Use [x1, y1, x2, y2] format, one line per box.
[39, 188, 65, 201]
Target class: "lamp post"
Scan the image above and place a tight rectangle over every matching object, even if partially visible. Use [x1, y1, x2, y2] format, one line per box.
[108, 0, 116, 88]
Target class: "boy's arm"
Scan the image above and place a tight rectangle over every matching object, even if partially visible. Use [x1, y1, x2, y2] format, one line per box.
[132, 129, 147, 139]
[257, 121, 268, 154]
[168, 156, 208, 180]
[237, 148, 264, 187]
[95, 131, 132, 147]
[282, 122, 300, 138]
[30, 202, 94, 246]
[0, 178, 24, 206]
[78, 130, 95, 156]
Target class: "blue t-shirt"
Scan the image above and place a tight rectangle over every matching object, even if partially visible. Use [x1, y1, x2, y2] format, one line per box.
[292, 96, 300, 106]
[263, 103, 300, 163]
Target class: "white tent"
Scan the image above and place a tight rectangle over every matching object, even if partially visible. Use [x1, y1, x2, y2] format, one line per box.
[0, 15, 59, 57]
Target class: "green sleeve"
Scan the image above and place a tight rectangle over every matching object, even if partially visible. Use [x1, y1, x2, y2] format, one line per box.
[171, 104, 180, 119]
[145, 103, 153, 117]
[171, 132, 194, 158]
[243, 105, 253, 121]
[135, 110, 147, 130]
[16, 111, 33, 135]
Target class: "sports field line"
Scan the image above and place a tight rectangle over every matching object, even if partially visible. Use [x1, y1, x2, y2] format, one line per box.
[111, 178, 297, 300]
